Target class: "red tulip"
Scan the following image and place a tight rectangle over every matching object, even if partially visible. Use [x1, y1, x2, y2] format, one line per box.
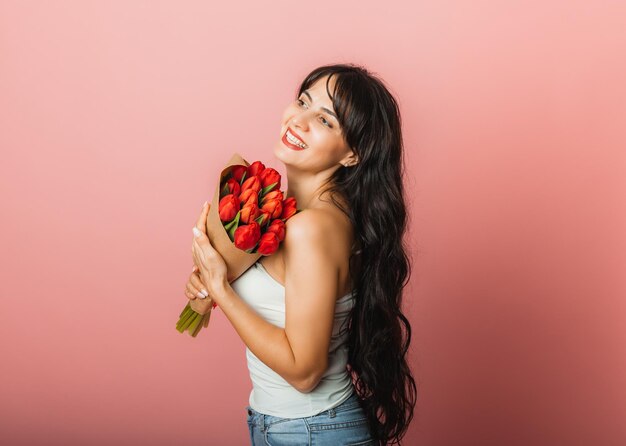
[240, 202, 260, 224]
[239, 189, 258, 207]
[219, 194, 241, 222]
[231, 165, 247, 183]
[261, 198, 283, 219]
[281, 197, 297, 220]
[259, 167, 281, 191]
[257, 232, 279, 255]
[267, 219, 285, 241]
[223, 178, 241, 197]
[255, 210, 271, 227]
[234, 222, 261, 251]
[241, 176, 261, 194]
[260, 190, 283, 204]
[247, 161, 265, 177]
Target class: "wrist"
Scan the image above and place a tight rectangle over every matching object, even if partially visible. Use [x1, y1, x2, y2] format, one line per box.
[210, 277, 231, 305]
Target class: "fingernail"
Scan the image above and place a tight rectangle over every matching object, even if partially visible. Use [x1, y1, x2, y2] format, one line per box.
[200, 289, 209, 297]
[196, 292, 205, 299]
[203, 201, 208, 207]
[192, 265, 198, 272]
[192, 227, 202, 238]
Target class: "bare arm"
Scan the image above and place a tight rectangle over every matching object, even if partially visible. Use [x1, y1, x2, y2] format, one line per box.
[213, 210, 339, 392]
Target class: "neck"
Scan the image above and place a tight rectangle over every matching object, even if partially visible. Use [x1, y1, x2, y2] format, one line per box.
[283, 165, 335, 210]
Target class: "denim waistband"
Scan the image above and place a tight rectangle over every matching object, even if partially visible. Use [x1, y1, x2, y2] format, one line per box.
[246, 391, 363, 423]
[324, 391, 362, 415]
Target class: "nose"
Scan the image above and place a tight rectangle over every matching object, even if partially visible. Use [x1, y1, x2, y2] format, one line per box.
[289, 109, 310, 131]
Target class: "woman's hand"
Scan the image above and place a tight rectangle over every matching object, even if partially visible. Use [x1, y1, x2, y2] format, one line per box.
[190, 201, 229, 306]
[185, 265, 214, 315]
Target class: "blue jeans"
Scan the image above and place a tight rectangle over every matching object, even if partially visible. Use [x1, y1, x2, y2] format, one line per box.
[245, 391, 378, 445]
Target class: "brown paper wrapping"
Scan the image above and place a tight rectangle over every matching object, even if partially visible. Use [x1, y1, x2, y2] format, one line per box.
[206, 152, 264, 285]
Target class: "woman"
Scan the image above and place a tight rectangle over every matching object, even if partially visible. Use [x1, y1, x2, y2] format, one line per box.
[186, 63, 417, 445]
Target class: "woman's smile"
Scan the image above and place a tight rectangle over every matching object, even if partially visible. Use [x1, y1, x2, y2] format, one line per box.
[282, 128, 308, 150]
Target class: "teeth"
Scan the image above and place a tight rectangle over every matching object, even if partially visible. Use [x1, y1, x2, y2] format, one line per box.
[287, 132, 306, 148]
[286, 130, 307, 148]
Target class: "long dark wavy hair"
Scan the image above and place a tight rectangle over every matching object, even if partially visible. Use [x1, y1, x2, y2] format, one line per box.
[295, 63, 417, 445]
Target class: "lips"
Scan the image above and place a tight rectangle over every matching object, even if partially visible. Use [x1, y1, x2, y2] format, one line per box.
[282, 128, 307, 151]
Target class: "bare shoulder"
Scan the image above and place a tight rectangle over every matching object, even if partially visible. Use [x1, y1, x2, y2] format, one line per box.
[284, 207, 351, 249]
[261, 206, 353, 287]
[284, 208, 335, 241]
[282, 206, 355, 291]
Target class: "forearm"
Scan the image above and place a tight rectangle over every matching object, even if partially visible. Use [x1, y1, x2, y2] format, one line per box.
[212, 280, 309, 389]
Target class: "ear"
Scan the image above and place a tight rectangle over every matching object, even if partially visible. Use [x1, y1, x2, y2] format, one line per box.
[340, 150, 359, 167]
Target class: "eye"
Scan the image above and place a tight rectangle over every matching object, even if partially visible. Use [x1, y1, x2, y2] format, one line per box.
[296, 97, 333, 128]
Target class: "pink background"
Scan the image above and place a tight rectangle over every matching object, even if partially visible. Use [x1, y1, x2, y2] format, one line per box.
[1, 1, 624, 445]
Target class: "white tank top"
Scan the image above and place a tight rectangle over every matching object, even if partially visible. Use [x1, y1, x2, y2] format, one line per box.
[230, 259, 357, 418]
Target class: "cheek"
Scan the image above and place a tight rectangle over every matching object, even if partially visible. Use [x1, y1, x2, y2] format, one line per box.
[281, 104, 298, 122]
[313, 133, 339, 151]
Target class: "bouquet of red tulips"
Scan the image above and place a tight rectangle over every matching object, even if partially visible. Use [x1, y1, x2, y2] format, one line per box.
[176, 154, 299, 337]
[219, 161, 298, 255]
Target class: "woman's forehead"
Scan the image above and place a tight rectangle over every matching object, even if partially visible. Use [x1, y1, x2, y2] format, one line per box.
[318, 74, 336, 89]
[305, 75, 337, 101]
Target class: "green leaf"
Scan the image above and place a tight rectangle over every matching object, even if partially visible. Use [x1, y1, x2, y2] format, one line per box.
[260, 182, 278, 197]
[220, 182, 230, 199]
[228, 211, 241, 241]
[224, 210, 241, 232]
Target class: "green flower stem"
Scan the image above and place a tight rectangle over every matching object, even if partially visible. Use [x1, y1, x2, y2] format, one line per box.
[183, 311, 199, 332]
[181, 304, 194, 320]
[181, 310, 198, 329]
[176, 316, 191, 333]
[192, 313, 207, 336]
[177, 307, 197, 331]
[176, 307, 193, 328]
[191, 313, 208, 337]
[187, 312, 204, 336]
[176, 294, 211, 338]
[187, 313, 202, 333]
[179, 302, 191, 318]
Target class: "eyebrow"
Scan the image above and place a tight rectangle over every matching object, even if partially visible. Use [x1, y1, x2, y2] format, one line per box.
[303, 90, 338, 121]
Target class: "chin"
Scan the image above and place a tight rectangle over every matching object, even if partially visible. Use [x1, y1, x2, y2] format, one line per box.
[273, 142, 288, 162]
[275, 144, 301, 170]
